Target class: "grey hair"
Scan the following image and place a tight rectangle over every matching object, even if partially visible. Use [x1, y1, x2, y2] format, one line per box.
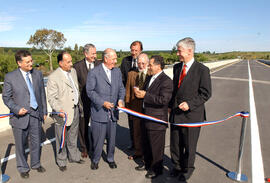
[103, 48, 116, 60]
[176, 37, 195, 51]
[137, 53, 149, 63]
[83, 43, 95, 53]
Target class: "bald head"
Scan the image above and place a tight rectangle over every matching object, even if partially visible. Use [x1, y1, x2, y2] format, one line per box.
[103, 48, 117, 69]
[137, 53, 149, 71]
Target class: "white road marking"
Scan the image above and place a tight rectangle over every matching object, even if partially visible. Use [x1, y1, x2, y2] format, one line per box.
[248, 61, 265, 182]
[1, 138, 56, 164]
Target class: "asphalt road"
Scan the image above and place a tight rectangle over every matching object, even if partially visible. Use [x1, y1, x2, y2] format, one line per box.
[0, 60, 269, 183]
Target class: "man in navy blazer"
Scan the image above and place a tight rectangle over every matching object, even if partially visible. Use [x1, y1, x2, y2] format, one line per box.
[2, 50, 47, 179]
[86, 48, 125, 170]
[168, 37, 212, 181]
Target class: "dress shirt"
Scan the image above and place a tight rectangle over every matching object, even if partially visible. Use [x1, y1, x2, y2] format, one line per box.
[85, 59, 94, 70]
[148, 70, 163, 88]
[182, 58, 194, 74]
[60, 68, 79, 105]
[102, 63, 111, 83]
[132, 58, 138, 68]
[20, 69, 33, 83]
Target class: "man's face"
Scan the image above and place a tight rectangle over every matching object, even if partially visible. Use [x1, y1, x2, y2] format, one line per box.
[148, 58, 160, 75]
[59, 53, 73, 72]
[137, 58, 148, 71]
[84, 47, 97, 63]
[17, 56, 33, 72]
[104, 51, 117, 69]
[130, 44, 141, 59]
[177, 46, 192, 61]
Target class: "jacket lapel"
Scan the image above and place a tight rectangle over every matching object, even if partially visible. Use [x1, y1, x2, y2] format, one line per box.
[179, 61, 197, 89]
[100, 65, 111, 85]
[57, 68, 72, 88]
[146, 72, 163, 92]
[16, 69, 29, 92]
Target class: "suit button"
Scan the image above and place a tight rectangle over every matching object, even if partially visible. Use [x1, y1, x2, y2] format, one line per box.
[72, 99, 74, 101]
[71, 91, 73, 93]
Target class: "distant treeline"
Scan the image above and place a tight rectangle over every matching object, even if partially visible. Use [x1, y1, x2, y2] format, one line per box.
[0, 47, 270, 82]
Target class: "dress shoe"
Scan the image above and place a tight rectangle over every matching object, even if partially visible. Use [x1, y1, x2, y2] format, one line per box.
[179, 174, 186, 181]
[91, 162, 99, 170]
[168, 168, 180, 177]
[128, 154, 142, 160]
[81, 151, 88, 158]
[32, 166, 46, 173]
[69, 159, 85, 164]
[20, 172, 29, 179]
[108, 161, 117, 169]
[127, 145, 134, 150]
[145, 170, 162, 179]
[135, 164, 146, 171]
[59, 166, 67, 172]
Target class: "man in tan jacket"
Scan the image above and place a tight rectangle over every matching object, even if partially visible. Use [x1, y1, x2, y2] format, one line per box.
[47, 51, 84, 172]
[125, 53, 149, 160]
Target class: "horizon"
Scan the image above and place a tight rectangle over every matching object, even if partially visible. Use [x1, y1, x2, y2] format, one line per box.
[0, 0, 269, 52]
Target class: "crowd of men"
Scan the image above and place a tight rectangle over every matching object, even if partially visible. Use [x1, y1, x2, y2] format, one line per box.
[2, 37, 211, 182]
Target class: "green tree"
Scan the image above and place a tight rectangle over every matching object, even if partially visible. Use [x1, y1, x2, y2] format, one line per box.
[27, 28, 66, 71]
[74, 43, 78, 53]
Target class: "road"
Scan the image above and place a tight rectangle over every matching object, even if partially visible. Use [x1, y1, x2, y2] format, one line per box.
[0, 60, 269, 183]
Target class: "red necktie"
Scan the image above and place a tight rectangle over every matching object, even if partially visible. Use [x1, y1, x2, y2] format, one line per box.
[178, 64, 187, 88]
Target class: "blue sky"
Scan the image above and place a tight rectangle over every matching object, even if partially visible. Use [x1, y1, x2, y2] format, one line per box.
[0, 0, 269, 52]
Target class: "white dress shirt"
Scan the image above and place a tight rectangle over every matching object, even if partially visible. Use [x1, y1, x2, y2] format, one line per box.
[20, 69, 33, 83]
[148, 70, 163, 88]
[102, 63, 111, 83]
[85, 59, 94, 70]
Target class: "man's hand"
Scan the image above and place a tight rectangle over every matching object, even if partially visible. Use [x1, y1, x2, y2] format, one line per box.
[178, 102, 189, 111]
[134, 89, 146, 99]
[18, 108, 28, 116]
[118, 100, 124, 107]
[103, 101, 114, 109]
[59, 109, 65, 118]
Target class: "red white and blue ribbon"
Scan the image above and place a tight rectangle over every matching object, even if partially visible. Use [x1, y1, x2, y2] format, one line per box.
[117, 107, 249, 127]
[0, 111, 67, 152]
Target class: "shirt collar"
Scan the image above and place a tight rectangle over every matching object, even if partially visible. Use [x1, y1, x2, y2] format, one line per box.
[152, 70, 163, 80]
[102, 63, 111, 72]
[185, 57, 194, 69]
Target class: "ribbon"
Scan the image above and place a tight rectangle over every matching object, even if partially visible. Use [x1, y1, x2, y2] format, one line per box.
[117, 107, 249, 127]
[0, 111, 67, 152]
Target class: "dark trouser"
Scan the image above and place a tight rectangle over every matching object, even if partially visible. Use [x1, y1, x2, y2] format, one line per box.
[141, 121, 166, 174]
[128, 115, 134, 147]
[170, 125, 201, 176]
[91, 120, 116, 164]
[12, 109, 41, 173]
[78, 113, 91, 153]
[133, 117, 143, 156]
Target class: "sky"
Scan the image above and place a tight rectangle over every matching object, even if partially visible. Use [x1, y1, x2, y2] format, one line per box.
[0, 0, 269, 52]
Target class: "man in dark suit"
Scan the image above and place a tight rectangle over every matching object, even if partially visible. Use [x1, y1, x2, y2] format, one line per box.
[120, 41, 142, 150]
[73, 43, 101, 158]
[134, 55, 173, 179]
[2, 50, 47, 179]
[168, 37, 212, 181]
[86, 48, 125, 170]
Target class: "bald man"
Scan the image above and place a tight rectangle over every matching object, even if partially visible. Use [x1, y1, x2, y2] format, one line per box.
[86, 48, 125, 170]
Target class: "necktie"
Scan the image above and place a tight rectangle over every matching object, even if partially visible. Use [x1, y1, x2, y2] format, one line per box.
[132, 59, 137, 69]
[138, 72, 145, 89]
[178, 64, 187, 88]
[106, 69, 111, 83]
[26, 72, 38, 109]
[67, 72, 79, 105]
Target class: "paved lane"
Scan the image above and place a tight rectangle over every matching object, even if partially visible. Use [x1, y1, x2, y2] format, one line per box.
[1, 60, 269, 183]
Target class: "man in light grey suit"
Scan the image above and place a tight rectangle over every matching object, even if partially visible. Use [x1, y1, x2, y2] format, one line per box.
[47, 51, 84, 172]
[86, 48, 125, 170]
[2, 50, 47, 179]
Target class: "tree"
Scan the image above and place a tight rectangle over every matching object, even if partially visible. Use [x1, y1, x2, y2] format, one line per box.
[74, 43, 78, 54]
[27, 28, 66, 71]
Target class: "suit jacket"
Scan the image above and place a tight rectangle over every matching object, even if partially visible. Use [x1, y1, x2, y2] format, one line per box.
[143, 71, 173, 130]
[120, 56, 138, 87]
[86, 64, 125, 122]
[73, 59, 101, 114]
[2, 68, 47, 129]
[47, 67, 80, 126]
[125, 70, 148, 117]
[169, 61, 211, 124]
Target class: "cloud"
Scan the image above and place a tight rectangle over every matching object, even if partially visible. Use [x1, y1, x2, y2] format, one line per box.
[0, 13, 17, 32]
